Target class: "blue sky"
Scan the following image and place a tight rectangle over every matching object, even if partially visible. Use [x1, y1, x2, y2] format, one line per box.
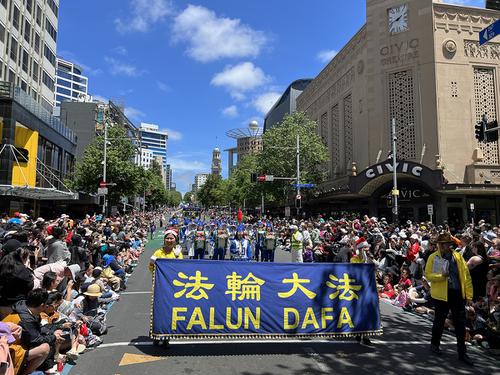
[57, 0, 484, 194]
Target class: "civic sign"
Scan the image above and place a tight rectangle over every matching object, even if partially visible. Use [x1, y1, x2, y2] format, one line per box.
[99, 181, 107, 188]
[293, 183, 316, 188]
[427, 204, 433, 215]
[264, 175, 274, 182]
[97, 187, 108, 195]
[151, 260, 382, 340]
[480, 19, 500, 45]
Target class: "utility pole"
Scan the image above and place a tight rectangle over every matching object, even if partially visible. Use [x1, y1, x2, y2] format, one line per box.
[391, 118, 399, 224]
[296, 134, 300, 217]
[102, 117, 108, 215]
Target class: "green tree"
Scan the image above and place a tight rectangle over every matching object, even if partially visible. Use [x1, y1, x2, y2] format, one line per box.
[257, 111, 329, 203]
[197, 174, 227, 207]
[150, 158, 163, 178]
[225, 154, 262, 208]
[69, 125, 143, 205]
[184, 191, 195, 203]
[167, 190, 182, 206]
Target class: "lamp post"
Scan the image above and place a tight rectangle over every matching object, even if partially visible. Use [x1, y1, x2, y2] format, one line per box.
[249, 121, 264, 216]
[102, 118, 108, 215]
[391, 118, 399, 224]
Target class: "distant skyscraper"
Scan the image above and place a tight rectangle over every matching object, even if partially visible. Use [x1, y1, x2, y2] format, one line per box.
[0, 0, 60, 112]
[193, 173, 209, 192]
[211, 147, 222, 176]
[166, 164, 173, 190]
[54, 57, 90, 113]
[137, 123, 168, 170]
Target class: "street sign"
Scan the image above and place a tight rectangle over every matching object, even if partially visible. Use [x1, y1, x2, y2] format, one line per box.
[470, 203, 475, 211]
[296, 194, 302, 200]
[480, 18, 500, 45]
[292, 183, 316, 188]
[264, 175, 274, 182]
[427, 204, 433, 215]
[99, 181, 107, 188]
[97, 187, 108, 195]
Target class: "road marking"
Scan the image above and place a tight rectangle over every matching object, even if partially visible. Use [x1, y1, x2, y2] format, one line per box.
[304, 347, 329, 373]
[99, 339, 460, 348]
[120, 291, 152, 295]
[119, 353, 166, 366]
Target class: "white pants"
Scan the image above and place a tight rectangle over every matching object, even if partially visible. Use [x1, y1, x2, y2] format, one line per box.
[292, 249, 303, 263]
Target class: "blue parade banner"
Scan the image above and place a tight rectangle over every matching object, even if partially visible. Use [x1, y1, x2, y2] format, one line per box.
[150, 260, 382, 339]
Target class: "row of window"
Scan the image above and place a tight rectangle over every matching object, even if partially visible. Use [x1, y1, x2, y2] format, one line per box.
[56, 69, 87, 84]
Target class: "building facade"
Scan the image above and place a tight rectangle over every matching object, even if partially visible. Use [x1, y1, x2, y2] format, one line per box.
[165, 163, 173, 190]
[264, 79, 312, 132]
[297, 0, 500, 225]
[0, 0, 59, 113]
[137, 123, 168, 169]
[193, 173, 209, 192]
[53, 57, 90, 112]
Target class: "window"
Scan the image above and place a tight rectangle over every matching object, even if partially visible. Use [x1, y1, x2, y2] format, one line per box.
[32, 90, 37, 101]
[0, 0, 6, 9]
[57, 87, 70, 96]
[24, 20, 31, 44]
[22, 49, 29, 73]
[9, 37, 18, 62]
[8, 69, 15, 83]
[0, 23, 5, 44]
[34, 32, 40, 54]
[26, 0, 33, 14]
[45, 19, 57, 42]
[44, 44, 55, 66]
[56, 78, 71, 88]
[32, 60, 39, 82]
[72, 83, 86, 92]
[36, 5, 42, 26]
[20, 80, 27, 92]
[47, 0, 58, 17]
[42, 70, 54, 91]
[12, 6, 20, 30]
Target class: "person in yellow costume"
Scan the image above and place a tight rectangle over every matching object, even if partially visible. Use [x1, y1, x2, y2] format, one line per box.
[149, 229, 183, 272]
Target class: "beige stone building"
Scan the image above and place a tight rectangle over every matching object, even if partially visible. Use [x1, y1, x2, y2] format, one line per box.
[297, 0, 500, 225]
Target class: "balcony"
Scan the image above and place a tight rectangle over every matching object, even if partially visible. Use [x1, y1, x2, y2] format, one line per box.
[0, 81, 77, 144]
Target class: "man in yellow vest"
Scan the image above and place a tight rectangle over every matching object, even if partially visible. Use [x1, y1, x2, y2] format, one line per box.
[425, 232, 473, 366]
[290, 225, 303, 263]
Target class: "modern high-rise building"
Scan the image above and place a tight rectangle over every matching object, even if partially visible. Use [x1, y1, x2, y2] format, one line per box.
[137, 123, 168, 170]
[54, 57, 90, 113]
[0, 0, 60, 113]
[165, 164, 173, 190]
[193, 173, 209, 192]
[211, 147, 222, 176]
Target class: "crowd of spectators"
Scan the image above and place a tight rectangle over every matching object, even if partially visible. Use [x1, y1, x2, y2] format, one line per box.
[0, 211, 152, 374]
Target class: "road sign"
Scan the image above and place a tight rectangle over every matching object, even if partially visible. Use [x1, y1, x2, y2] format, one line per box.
[427, 204, 433, 215]
[97, 187, 108, 195]
[99, 181, 107, 188]
[264, 175, 274, 182]
[470, 203, 475, 211]
[480, 18, 500, 45]
[296, 194, 301, 200]
[292, 183, 316, 188]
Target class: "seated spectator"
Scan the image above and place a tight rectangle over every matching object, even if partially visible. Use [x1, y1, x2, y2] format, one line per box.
[32, 260, 66, 290]
[379, 274, 395, 299]
[0, 248, 34, 312]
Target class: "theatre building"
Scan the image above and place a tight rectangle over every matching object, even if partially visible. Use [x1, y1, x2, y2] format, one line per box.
[297, 0, 500, 226]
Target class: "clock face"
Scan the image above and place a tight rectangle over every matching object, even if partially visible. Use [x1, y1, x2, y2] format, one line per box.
[388, 4, 409, 34]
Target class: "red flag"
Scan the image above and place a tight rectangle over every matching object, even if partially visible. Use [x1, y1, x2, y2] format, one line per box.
[237, 209, 243, 223]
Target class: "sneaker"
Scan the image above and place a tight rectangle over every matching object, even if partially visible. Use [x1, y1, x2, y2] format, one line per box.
[430, 344, 442, 355]
[65, 351, 78, 362]
[458, 354, 474, 366]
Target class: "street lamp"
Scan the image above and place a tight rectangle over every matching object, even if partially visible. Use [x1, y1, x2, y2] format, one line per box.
[249, 121, 265, 216]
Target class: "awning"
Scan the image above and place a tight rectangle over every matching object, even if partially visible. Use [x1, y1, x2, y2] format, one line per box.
[0, 185, 78, 200]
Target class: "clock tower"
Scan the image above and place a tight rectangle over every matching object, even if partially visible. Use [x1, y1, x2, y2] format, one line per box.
[365, 0, 438, 167]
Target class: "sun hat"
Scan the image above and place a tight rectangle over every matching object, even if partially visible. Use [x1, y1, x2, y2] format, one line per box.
[66, 264, 81, 280]
[83, 284, 102, 297]
[0, 322, 16, 344]
[436, 232, 454, 244]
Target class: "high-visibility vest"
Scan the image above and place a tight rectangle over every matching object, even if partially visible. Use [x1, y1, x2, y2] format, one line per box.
[291, 231, 303, 251]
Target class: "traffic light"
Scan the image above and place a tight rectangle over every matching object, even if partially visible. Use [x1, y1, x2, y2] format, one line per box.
[475, 121, 485, 142]
[257, 175, 266, 182]
[250, 173, 257, 183]
[486, 120, 499, 142]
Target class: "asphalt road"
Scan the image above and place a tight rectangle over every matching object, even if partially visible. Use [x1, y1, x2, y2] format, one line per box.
[69, 237, 499, 375]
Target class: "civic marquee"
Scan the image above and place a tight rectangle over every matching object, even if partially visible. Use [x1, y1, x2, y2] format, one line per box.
[150, 260, 382, 340]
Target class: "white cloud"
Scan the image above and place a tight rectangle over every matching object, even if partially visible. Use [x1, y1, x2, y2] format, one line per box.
[222, 105, 238, 118]
[316, 49, 338, 63]
[156, 81, 171, 93]
[104, 57, 144, 77]
[165, 128, 182, 141]
[57, 51, 102, 76]
[92, 94, 108, 103]
[172, 5, 268, 62]
[115, 0, 173, 33]
[124, 107, 146, 121]
[113, 46, 128, 56]
[168, 154, 209, 172]
[211, 62, 270, 99]
[253, 92, 281, 115]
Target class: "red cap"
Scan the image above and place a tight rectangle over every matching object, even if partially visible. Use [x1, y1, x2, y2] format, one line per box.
[13, 212, 20, 218]
[355, 237, 366, 246]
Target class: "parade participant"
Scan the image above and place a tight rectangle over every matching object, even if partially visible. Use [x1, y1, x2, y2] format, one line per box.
[214, 224, 229, 260]
[149, 229, 183, 272]
[229, 230, 251, 260]
[184, 222, 197, 259]
[425, 232, 474, 366]
[205, 224, 216, 259]
[194, 225, 207, 260]
[263, 225, 277, 262]
[255, 222, 266, 262]
[290, 225, 303, 263]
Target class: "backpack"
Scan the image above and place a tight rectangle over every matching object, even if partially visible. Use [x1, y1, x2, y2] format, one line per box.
[303, 248, 314, 262]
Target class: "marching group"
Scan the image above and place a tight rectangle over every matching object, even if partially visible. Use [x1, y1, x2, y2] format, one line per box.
[0, 211, 153, 375]
[163, 212, 500, 364]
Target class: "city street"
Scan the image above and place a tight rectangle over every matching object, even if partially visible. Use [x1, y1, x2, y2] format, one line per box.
[69, 236, 498, 375]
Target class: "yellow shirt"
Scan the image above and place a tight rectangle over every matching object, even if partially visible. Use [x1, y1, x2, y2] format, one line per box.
[149, 246, 183, 272]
